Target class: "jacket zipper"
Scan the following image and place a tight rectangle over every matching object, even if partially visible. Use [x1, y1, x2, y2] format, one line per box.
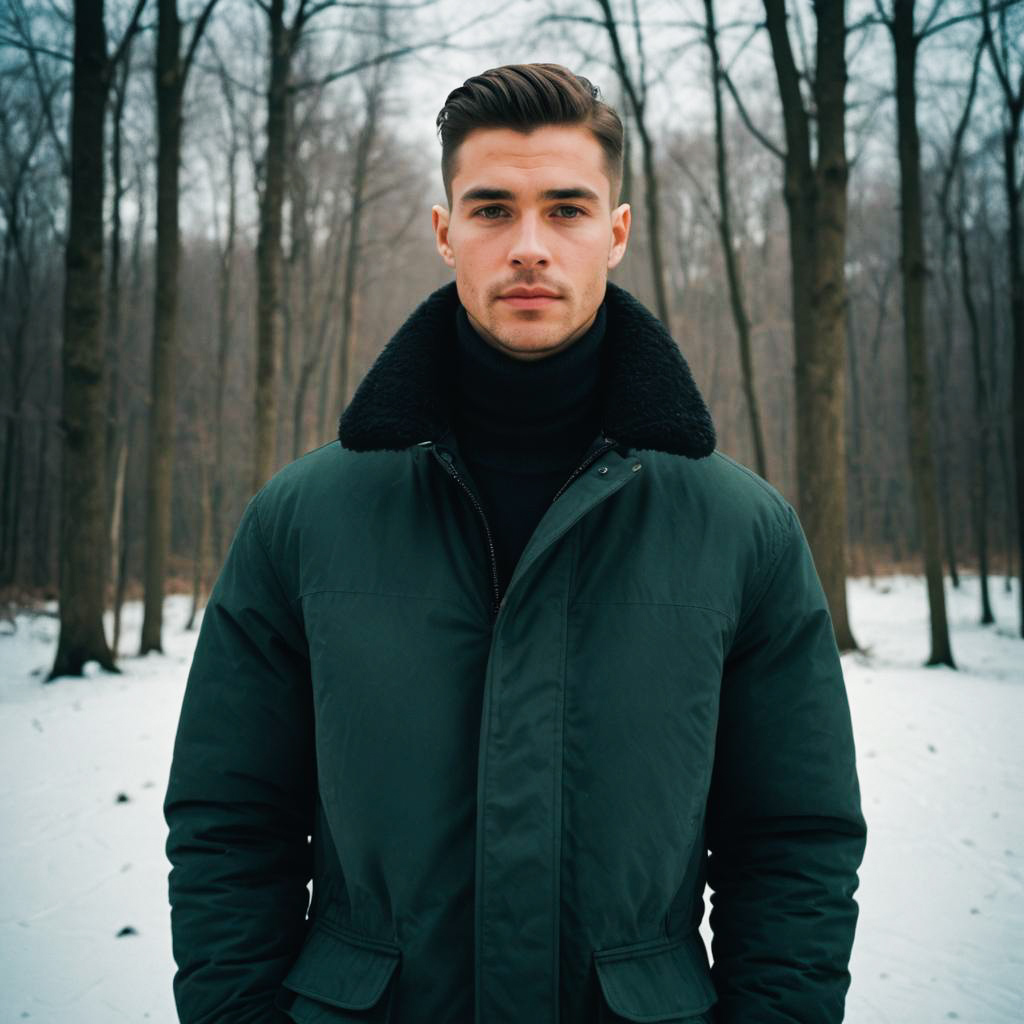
[432, 448, 503, 619]
[431, 436, 618, 620]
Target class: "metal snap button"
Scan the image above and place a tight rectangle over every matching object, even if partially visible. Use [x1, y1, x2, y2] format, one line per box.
[631, 463, 642, 472]
[596, 466, 609, 475]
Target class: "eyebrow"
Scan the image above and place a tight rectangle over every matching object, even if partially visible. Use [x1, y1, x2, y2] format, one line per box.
[459, 185, 601, 204]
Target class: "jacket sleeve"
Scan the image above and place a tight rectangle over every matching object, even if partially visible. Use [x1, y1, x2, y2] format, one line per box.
[163, 494, 315, 1024]
[705, 502, 867, 1023]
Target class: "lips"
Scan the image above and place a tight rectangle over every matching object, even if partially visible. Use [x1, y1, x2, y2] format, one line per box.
[498, 287, 562, 309]
[501, 288, 560, 299]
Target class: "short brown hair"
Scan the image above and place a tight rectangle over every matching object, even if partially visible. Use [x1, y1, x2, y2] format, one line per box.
[436, 63, 624, 206]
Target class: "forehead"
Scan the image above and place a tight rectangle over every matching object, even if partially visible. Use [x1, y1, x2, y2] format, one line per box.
[452, 124, 610, 199]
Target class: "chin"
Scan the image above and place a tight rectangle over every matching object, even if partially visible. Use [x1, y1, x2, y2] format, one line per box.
[498, 334, 574, 359]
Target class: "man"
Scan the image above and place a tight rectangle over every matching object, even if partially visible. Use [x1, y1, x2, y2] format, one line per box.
[164, 63, 866, 1024]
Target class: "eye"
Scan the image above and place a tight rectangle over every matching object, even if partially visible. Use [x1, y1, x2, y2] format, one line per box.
[554, 205, 585, 219]
[475, 205, 508, 219]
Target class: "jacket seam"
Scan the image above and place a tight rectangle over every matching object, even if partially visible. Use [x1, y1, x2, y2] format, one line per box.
[570, 599, 735, 626]
[297, 586, 474, 613]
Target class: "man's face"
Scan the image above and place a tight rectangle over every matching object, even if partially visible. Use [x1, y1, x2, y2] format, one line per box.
[432, 124, 631, 361]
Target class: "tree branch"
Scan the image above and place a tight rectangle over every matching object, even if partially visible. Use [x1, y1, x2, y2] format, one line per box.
[0, 34, 72, 63]
[920, 0, 1023, 41]
[937, 34, 984, 218]
[593, 0, 644, 119]
[918, 0, 948, 38]
[537, 13, 607, 30]
[719, 64, 785, 161]
[109, 0, 148, 72]
[980, 0, 1017, 102]
[182, 0, 223, 83]
[290, 2, 514, 92]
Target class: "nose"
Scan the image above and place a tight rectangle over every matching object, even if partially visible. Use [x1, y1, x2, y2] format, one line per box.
[508, 212, 550, 269]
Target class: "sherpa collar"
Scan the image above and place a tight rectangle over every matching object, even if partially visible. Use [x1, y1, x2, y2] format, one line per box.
[337, 280, 716, 458]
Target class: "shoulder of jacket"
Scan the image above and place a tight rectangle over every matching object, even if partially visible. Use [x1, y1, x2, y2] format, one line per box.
[254, 440, 405, 514]
[648, 448, 792, 533]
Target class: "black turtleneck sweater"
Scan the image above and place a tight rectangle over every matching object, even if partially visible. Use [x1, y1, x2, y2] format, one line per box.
[451, 302, 607, 597]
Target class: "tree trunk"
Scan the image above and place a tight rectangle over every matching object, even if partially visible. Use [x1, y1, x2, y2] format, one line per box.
[933, 259, 960, 590]
[338, 94, 378, 408]
[957, 183, 995, 624]
[105, 40, 131, 611]
[213, 89, 238, 567]
[50, 0, 117, 679]
[109, 432, 128, 655]
[593, 0, 671, 329]
[186, 435, 212, 631]
[890, 0, 954, 666]
[846, 302, 872, 580]
[635, 118, 671, 330]
[763, 0, 857, 651]
[999, 100, 1023, 634]
[140, 0, 184, 655]
[293, 186, 346, 458]
[704, 0, 766, 480]
[253, 0, 290, 492]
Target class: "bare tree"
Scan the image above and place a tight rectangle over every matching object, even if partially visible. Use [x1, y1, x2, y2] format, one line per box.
[593, 0, 672, 328]
[980, 0, 1024, 635]
[138, 0, 221, 655]
[49, 0, 146, 680]
[956, 171, 996, 623]
[338, 67, 385, 408]
[251, 0, 447, 490]
[736, 0, 858, 650]
[0, 86, 47, 586]
[702, 0, 766, 480]
[933, 37, 992, 621]
[875, 0, 958, 666]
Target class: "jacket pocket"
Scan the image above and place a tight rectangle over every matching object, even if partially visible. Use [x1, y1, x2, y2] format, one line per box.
[273, 919, 401, 1022]
[593, 931, 717, 1023]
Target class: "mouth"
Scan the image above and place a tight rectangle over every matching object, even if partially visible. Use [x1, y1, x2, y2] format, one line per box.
[498, 289, 562, 309]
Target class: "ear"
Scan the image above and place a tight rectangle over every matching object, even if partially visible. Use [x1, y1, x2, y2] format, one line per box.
[432, 204, 455, 268]
[607, 203, 631, 270]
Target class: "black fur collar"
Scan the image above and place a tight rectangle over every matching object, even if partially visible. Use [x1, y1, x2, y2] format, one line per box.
[338, 280, 716, 458]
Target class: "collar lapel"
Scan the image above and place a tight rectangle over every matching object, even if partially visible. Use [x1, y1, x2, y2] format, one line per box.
[338, 280, 715, 458]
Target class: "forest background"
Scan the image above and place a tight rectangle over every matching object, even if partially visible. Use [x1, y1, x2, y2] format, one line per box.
[0, 0, 1022, 677]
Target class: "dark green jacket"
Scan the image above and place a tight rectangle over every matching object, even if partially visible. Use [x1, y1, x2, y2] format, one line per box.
[164, 282, 866, 1024]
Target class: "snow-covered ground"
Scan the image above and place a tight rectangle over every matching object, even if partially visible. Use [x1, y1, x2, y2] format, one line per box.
[1, 575, 1021, 1023]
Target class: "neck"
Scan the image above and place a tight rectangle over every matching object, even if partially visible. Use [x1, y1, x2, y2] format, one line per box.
[452, 302, 607, 467]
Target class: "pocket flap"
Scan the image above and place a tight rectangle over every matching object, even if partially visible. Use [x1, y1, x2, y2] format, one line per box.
[280, 920, 401, 1011]
[594, 931, 716, 1022]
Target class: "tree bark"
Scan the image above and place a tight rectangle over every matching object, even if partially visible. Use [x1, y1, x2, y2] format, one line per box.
[957, 181, 995, 624]
[140, 0, 184, 654]
[213, 71, 238, 566]
[338, 85, 380, 409]
[763, 0, 857, 651]
[253, 0, 290, 492]
[50, 0, 117, 678]
[140, 0, 219, 652]
[105, 39, 131, 615]
[109, 432, 128, 654]
[703, 0, 766, 480]
[890, 0, 954, 666]
[186, 429, 212, 631]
